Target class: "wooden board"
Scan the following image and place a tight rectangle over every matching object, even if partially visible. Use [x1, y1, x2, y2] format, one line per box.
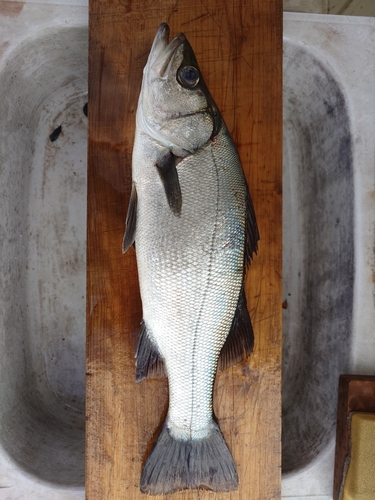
[86, 1, 282, 499]
[333, 375, 375, 500]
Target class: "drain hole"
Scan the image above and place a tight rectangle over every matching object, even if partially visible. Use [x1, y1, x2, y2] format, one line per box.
[50, 125, 62, 142]
[83, 103, 88, 117]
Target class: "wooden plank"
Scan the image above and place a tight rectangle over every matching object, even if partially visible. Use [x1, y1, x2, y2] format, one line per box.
[333, 375, 375, 500]
[86, 1, 282, 499]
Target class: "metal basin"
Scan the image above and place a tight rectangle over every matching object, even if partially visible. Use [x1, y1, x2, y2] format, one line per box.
[283, 36, 354, 472]
[282, 13, 375, 498]
[0, 7, 87, 496]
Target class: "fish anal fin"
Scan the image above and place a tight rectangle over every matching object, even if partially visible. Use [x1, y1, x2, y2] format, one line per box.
[122, 183, 138, 254]
[244, 187, 260, 268]
[135, 321, 166, 382]
[156, 152, 182, 216]
[140, 421, 238, 494]
[218, 287, 254, 371]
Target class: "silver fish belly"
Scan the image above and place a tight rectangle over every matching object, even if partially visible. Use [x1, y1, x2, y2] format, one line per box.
[123, 23, 259, 495]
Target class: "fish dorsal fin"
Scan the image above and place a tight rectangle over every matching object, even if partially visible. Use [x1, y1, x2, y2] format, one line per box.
[156, 152, 182, 216]
[122, 182, 138, 254]
[244, 187, 260, 268]
[136, 321, 166, 382]
[218, 287, 254, 371]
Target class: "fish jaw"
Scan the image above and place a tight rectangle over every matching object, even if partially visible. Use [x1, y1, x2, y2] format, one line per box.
[145, 22, 170, 70]
[146, 23, 185, 80]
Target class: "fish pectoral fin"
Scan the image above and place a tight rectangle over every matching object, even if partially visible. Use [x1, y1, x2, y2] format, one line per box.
[122, 182, 138, 254]
[244, 187, 260, 268]
[136, 321, 166, 382]
[156, 152, 182, 216]
[218, 286, 254, 371]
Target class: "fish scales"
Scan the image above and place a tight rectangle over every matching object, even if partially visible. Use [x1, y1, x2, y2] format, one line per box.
[135, 130, 245, 437]
[123, 23, 259, 495]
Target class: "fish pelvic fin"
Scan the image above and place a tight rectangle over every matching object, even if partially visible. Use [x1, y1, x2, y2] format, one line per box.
[135, 321, 166, 382]
[140, 421, 238, 495]
[218, 286, 254, 371]
[122, 182, 138, 253]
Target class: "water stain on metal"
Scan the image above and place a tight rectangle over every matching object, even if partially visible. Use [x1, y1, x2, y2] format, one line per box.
[0, 1, 24, 17]
[323, 100, 334, 115]
[49, 125, 62, 142]
[0, 41, 9, 58]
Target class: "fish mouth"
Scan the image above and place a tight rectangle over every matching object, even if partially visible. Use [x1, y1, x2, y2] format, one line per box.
[147, 23, 185, 79]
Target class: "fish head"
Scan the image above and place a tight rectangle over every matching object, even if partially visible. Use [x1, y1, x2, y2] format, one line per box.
[137, 23, 221, 156]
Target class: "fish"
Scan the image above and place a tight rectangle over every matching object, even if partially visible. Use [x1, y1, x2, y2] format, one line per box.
[122, 23, 259, 495]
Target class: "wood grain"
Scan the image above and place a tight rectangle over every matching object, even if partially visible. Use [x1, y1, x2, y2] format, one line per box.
[86, 1, 282, 499]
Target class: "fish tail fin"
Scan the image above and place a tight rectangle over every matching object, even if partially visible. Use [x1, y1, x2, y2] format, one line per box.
[140, 420, 238, 495]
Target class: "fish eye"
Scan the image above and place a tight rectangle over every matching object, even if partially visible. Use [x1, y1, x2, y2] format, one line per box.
[177, 65, 200, 88]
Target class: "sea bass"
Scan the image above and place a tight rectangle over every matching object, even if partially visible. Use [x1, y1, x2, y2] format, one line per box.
[123, 23, 259, 495]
